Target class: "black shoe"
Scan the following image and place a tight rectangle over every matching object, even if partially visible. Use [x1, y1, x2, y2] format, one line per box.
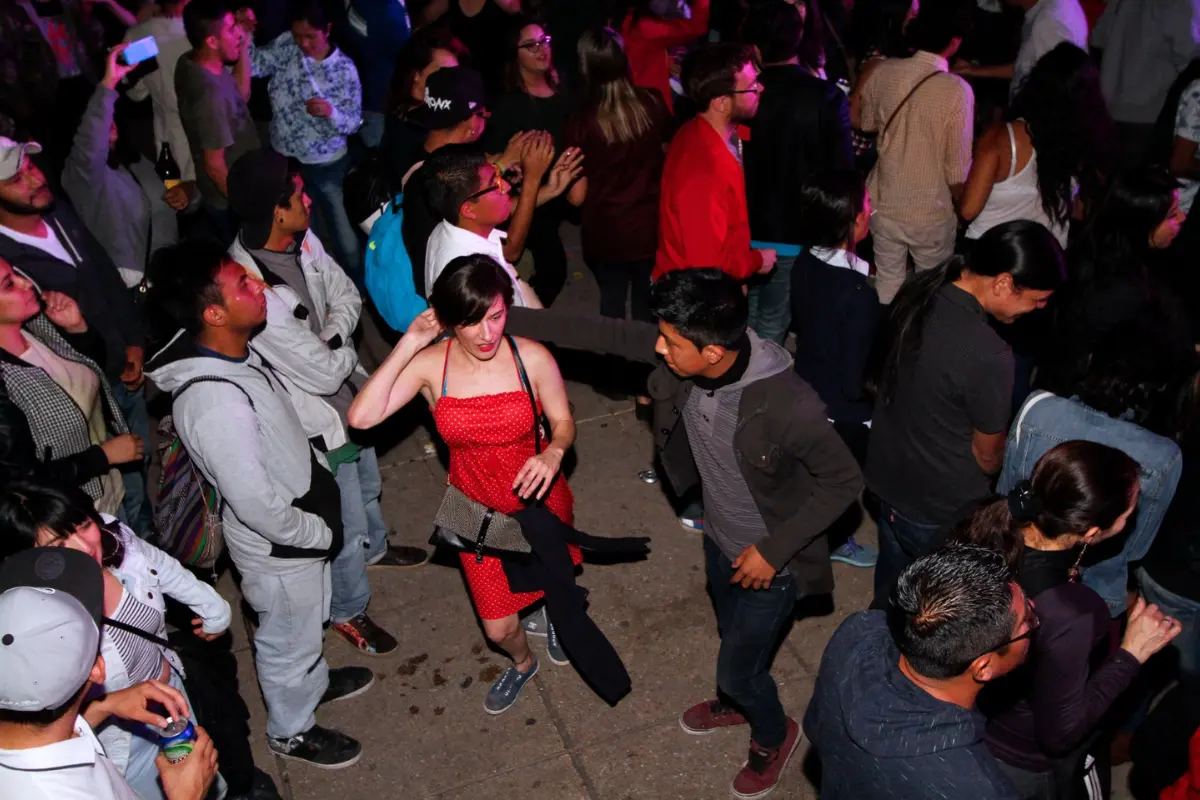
[267, 724, 362, 770]
[331, 613, 399, 656]
[319, 665, 375, 706]
[367, 544, 430, 569]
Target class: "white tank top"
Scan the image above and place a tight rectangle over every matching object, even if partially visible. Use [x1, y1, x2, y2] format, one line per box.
[965, 122, 1069, 247]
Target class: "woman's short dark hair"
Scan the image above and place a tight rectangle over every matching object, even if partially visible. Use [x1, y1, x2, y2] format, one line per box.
[387, 27, 471, 115]
[795, 170, 867, 249]
[648, 268, 748, 349]
[888, 545, 1017, 680]
[948, 441, 1141, 569]
[431, 254, 515, 327]
[866, 220, 1066, 403]
[741, 1, 804, 66]
[682, 43, 759, 110]
[0, 480, 104, 561]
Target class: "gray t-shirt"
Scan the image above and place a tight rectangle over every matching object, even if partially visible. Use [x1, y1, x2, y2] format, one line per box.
[175, 53, 260, 210]
[865, 284, 1014, 525]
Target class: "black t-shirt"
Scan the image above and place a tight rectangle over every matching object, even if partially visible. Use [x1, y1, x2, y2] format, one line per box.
[865, 284, 1014, 524]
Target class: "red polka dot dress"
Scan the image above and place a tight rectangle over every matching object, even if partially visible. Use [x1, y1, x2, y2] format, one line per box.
[433, 340, 580, 621]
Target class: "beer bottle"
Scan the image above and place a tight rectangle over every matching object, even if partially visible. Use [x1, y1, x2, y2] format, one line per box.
[156, 142, 181, 190]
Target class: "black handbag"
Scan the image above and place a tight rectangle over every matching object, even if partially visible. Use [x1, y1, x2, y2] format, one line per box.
[429, 335, 549, 563]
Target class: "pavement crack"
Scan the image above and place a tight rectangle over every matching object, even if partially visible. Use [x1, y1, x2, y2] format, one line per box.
[534, 678, 603, 800]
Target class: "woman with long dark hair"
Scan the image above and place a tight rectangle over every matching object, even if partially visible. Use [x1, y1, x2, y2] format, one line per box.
[960, 43, 1115, 248]
[485, 16, 576, 306]
[565, 27, 669, 323]
[949, 441, 1181, 798]
[865, 220, 1066, 606]
[0, 480, 231, 800]
[349, 254, 579, 715]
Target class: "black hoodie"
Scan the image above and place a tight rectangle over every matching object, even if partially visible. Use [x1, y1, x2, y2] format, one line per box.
[804, 611, 1018, 799]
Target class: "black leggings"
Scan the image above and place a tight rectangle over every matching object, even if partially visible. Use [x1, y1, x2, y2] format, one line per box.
[525, 202, 568, 307]
[589, 257, 654, 322]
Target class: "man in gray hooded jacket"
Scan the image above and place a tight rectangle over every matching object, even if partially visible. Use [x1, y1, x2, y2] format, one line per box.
[144, 242, 373, 770]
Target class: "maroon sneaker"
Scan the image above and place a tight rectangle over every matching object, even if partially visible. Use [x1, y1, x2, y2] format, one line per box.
[731, 717, 802, 799]
[679, 699, 749, 735]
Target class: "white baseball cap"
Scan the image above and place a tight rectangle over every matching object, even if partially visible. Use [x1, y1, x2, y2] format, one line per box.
[0, 549, 103, 712]
[0, 136, 43, 182]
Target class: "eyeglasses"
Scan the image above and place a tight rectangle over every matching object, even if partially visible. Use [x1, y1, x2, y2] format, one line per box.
[731, 81, 764, 95]
[519, 35, 552, 53]
[958, 595, 1041, 670]
[464, 175, 511, 203]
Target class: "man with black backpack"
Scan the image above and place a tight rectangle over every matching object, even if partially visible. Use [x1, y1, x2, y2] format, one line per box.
[144, 242, 373, 771]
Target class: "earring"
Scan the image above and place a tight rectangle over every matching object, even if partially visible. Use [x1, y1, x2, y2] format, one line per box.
[1069, 542, 1088, 583]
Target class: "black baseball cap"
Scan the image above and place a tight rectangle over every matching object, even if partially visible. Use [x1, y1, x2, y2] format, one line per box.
[407, 67, 488, 130]
[228, 149, 295, 250]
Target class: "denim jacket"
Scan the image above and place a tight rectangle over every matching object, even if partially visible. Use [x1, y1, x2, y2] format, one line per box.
[251, 33, 362, 164]
[96, 516, 232, 775]
[998, 392, 1182, 616]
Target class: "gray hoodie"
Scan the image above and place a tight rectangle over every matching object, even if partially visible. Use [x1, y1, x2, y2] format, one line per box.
[62, 85, 179, 288]
[145, 331, 333, 576]
[682, 331, 793, 560]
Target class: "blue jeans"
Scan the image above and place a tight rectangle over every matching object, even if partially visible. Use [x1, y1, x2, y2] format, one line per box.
[299, 155, 362, 287]
[872, 500, 944, 609]
[705, 535, 797, 749]
[1138, 567, 1200, 684]
[330, 447, 389, 623]
[746, 254, 796, 345]
[111, 382, 153, 538]
[999, 392, 1183, 615]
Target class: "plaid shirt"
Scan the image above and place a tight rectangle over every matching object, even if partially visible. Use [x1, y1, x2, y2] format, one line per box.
[0, 314, 126, 500]
[859, 51, 974, 226]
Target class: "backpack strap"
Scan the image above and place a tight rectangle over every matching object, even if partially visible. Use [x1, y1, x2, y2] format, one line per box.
[171, 376, 255, 411]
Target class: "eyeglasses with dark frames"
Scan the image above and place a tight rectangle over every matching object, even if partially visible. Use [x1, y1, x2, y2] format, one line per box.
[518, 35, 552, 53]
[730, 80, 764, 96]
[464, 169, 511, 203]
[952, 595, 1041, 673]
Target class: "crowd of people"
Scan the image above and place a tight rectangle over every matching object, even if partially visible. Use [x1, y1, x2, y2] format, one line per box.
[1, 0, 1200, 799]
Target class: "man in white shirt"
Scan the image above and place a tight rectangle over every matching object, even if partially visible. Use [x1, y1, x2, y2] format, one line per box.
[125, 0, 197, 185]
[0, 548, 218, 800]
[421, 149, 541, 307]
[1093, 0, 1200, 165]
[953, 0, 1088, 98]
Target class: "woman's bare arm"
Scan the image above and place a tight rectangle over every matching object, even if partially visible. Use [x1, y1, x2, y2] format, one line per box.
[348, 311, 442, 429]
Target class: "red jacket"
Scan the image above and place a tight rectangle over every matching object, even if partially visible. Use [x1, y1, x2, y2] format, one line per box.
[654, 116, 762, 281]
[621, 0, 710, 115]
[1162, 726, 1200, 800]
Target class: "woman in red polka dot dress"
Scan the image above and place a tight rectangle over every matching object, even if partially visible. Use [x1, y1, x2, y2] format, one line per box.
[349, 254, 580, 714]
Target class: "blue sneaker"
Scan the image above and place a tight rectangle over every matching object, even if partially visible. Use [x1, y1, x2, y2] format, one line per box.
[546, 622, 568, 666]
[483, 658, 539, 715]
[830, 536, 878, 568]
[679, 514, 704, 532]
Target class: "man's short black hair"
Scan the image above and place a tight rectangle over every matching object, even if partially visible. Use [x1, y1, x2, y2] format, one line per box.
[648, 268, 748, 349]
[906, 0, 974, 55]
[184, 0, 232, 50]
[682, 43, 759, 111]
[423, 149, 488, 225]
[887, 546, 1017, 680]
[741, 1, 804, 65]
[145, 242, 228, 337]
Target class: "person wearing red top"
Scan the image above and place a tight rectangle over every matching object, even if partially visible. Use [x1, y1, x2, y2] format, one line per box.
[620, 0, 711, 114]
[655, 42, 776, 282]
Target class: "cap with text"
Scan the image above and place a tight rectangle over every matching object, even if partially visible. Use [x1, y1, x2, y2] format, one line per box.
[0, 137, 43, 182]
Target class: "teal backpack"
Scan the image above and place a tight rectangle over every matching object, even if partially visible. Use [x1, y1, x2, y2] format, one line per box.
[364, 194, 427, 334]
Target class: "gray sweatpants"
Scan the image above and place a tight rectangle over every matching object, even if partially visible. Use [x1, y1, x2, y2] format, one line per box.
[240, 561, 331, 739]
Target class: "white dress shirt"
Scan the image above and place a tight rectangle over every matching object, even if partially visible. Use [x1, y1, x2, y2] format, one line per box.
[424, 221, 528, 306]
[1093, 0, 1200, 123]
[1012, 0, 1089, 97]
[0, 715, 139, 800]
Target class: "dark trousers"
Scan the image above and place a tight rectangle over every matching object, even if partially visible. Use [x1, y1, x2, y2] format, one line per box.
[590, 256, 654, 322]
[526, 202, 568, 307]
[705, 535, 797, 749]
[871, 500, 944, 609]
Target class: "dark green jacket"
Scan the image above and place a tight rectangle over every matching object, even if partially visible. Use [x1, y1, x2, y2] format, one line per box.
[506, 307, 862, 596]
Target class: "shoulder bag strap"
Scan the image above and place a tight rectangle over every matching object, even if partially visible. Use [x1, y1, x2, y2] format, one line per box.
[506, 335, 540, 456]
[172, 375, 256, 410]
[103, 614, 177, 651]
[880, 71, 944, 141]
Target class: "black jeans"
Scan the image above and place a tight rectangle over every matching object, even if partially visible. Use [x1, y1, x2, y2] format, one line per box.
[526, 202, 568, 307]
[871, 500, 944, 609]
[589, 257, 654, 322]
[705, 535, 797, 749]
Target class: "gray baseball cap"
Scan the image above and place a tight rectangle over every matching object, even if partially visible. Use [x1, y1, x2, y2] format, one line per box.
[0, 136, 43, 181]
[0, 549, 104, 712]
